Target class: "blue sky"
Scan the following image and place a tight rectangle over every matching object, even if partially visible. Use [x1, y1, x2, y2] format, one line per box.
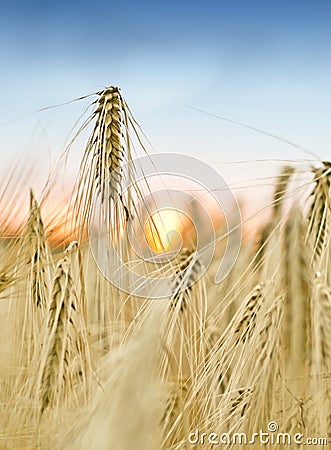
[0, 0, 330, 170]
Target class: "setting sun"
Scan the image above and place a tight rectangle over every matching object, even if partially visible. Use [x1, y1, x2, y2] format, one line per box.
[144, 209, 188, 253]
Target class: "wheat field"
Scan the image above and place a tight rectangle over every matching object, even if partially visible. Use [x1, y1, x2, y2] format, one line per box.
[0, 87, 330, 449]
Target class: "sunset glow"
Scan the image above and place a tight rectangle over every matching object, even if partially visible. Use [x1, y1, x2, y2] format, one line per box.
[144, 209, 188, 253]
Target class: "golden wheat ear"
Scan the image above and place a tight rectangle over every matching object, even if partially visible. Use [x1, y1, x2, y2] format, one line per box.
[310, 280, 331, 437]
[282, 207, 311, 399]
[306, 161, 331, 270]
[73, 87, 138, 325]
[36, 245, 91, 416]
[170, 247, 201, 312]
[25, 189, 52, 311]
[11, 190, 52, 372]
[75, 86, 132, 236]
[272, 165, 295, 220]
[159, 249, 209, 447]
[256, 165, 294, 269]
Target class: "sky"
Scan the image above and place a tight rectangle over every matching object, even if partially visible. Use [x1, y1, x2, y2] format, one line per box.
[0, 1, 330, 203]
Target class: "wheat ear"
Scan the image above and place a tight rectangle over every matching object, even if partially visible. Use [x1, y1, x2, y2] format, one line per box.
[76, 86, 130, 231]
[170, 247, 201, 311]
[272, 165, 294, 219]
[38, 248, 90, 414]
[283, 207, 311, 374]
[14, 190, 51, 370]
[306, 161, 331, 267]
[26, 190, 51, 311]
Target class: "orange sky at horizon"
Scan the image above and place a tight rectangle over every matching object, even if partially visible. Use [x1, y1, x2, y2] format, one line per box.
[0, 158, 277, 249]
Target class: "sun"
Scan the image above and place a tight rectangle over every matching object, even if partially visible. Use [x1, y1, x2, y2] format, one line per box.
[145, 209, 186, 253]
